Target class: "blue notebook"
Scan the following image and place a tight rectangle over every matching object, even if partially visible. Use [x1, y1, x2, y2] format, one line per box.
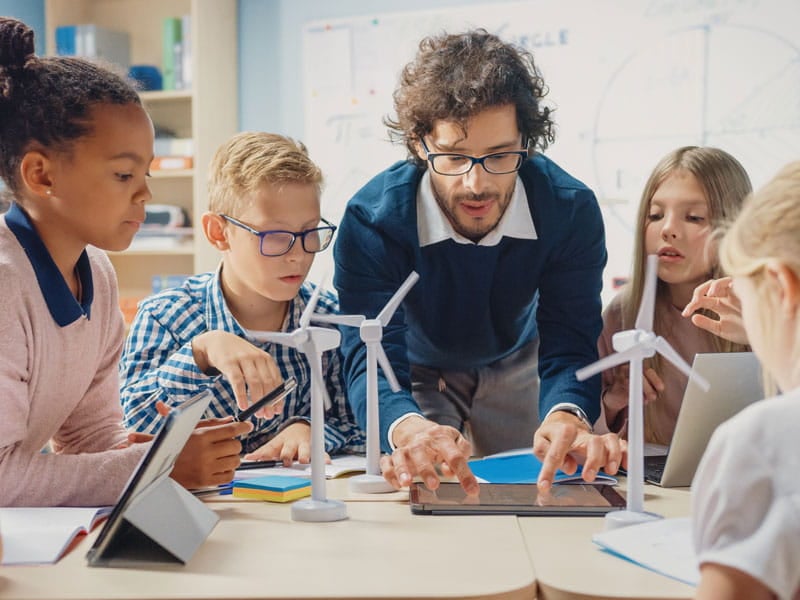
[468, 451, 617, 485]
[234, 476, 311, 492]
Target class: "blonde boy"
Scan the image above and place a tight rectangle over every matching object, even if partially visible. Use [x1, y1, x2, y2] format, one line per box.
[121, 132, 364, 463]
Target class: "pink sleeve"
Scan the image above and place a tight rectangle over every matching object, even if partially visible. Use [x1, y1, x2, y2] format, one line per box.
[598, 296, 629, 434]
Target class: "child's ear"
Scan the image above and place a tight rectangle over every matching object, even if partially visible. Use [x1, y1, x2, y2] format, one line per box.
[766, 260, 800, 317]
[202, 212, 231, 251]
[19, 149, 55, 199]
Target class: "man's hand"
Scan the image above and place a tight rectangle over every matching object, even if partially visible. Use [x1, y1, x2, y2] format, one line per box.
[533, 410, 626, 493]
[682, 277, 749, 344]
[192, 330, 284, 418]
[379, 416, 479, 496]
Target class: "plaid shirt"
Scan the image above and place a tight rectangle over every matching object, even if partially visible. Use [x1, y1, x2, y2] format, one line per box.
[120, 270, 365, 454]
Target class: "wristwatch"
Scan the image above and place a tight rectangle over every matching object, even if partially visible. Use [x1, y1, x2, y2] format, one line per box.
[549, 403, 594, 433]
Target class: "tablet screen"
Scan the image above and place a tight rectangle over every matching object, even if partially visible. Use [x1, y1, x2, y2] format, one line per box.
[410, 482, 626, 516]
[86, 390, 213, 564]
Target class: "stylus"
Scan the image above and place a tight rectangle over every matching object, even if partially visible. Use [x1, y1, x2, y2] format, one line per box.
[234, 376, 297, 422]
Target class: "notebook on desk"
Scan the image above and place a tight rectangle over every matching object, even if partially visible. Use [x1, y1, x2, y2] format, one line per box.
[644, 352, 761, 487]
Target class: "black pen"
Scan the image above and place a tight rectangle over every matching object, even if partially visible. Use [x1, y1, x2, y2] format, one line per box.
[236, 459, 289, 470]
[234, 376, 297, 422]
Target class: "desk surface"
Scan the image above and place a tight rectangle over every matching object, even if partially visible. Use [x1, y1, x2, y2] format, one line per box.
[0, 480, 535, 600]
[522, 483, 695, 600]
[0, 479, 694, 600]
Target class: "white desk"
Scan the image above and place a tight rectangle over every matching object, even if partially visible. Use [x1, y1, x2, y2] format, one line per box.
[0, 479, 697, 600]
[0, 480, 535, 600]
[521, 483, 695, 600]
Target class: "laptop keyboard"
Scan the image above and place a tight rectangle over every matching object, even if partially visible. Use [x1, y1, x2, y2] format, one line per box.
[644, 455, 668, 483]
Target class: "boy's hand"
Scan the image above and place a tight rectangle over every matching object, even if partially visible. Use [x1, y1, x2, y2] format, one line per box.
[243, 421, 331, 466]
[192, 330, 284, 418]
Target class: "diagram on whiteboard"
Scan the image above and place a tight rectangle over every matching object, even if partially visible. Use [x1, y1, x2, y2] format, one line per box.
[595, 22, 800, 234]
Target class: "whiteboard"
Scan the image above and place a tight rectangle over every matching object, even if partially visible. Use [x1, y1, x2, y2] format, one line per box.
[302, 0, 800, 301]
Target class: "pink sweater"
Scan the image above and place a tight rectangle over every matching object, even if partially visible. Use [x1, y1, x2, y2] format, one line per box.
[0, 209, 147, 506]
[598, 292, 718, 444]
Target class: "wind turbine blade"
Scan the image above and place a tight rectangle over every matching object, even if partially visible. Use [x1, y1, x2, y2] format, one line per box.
[653, 337, 710, 392]
[377, 271, 420, 326]
[375, 344, 401, 392]
[255, 331, 298, 348]
[575, 346, 643, 381]
[300, 276, 327, 328]
[311, 313, 365, 328]
[636, 254, 658, 332]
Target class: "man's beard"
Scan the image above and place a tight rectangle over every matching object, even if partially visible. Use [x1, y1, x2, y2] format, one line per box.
[431, 180, 514, 243]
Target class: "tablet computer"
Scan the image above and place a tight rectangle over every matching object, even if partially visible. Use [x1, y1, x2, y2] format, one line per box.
[409, 482, 626, 516]
[86, 389, 214, 566]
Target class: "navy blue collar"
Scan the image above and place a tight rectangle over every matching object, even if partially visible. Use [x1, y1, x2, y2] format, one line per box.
[6, 203, 94, 326]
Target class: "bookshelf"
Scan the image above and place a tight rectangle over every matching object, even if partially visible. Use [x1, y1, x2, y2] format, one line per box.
[44, 0, 238, 305]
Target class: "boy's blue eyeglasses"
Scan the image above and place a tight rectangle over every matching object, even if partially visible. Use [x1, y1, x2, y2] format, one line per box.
[219, 214, 337, 257]
[420, 137, 528, 176]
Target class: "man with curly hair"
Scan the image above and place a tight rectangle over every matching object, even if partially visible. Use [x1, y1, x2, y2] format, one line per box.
[334, 29, 623, 495]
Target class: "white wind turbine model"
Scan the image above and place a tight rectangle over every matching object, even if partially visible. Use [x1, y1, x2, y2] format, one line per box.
[258, 283, 347, 522]
[313, 271, 420, 494]
[576, 255, 710, 530]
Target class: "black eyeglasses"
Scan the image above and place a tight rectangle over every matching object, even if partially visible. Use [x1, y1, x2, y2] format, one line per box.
[420, 137, 528, 176]
[220, 215, 337, 257]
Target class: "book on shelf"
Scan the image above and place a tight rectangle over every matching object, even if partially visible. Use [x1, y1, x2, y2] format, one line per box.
[154, 137, 193, 158]
[467, 448, 618, 485]
[0, 506, 111, 565]
[162, 15, 192, 91]
[55, 24, 130, 70]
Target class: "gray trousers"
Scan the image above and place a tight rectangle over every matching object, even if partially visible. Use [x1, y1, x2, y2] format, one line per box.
[410, 339, 540, 457]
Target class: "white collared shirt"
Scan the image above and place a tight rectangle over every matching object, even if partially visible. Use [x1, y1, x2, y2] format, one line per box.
[416, 170, 537, 247]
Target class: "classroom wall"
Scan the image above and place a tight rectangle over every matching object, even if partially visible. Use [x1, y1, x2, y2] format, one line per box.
[238, 0, 514, 136]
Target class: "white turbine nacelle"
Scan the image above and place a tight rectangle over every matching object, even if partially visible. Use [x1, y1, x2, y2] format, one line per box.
[611, 330, 656, 354]
[360, 320, 383, 344]
[308, 327, 341, 352]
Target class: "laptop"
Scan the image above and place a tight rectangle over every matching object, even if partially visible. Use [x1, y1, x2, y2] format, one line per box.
[644, 352, 762, 487]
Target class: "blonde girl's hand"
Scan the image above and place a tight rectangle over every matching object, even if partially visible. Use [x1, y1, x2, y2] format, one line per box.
[191, 330, 285, 418]
[605, 364, 663, 408]
[682, 277, 749, 344]
[642, 367, 665, 405]
[242, 421, 331, 466]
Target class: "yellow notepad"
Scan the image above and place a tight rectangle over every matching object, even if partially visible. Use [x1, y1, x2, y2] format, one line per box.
[232, 476, 311, 503]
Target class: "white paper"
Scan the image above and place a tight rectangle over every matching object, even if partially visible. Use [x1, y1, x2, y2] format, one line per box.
[237, 454, 367, 481]
[593, 516, 700, 586]
[0, 507, 110, 565]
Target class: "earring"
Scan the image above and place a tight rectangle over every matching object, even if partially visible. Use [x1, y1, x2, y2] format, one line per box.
[45, 189, 52, 196]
